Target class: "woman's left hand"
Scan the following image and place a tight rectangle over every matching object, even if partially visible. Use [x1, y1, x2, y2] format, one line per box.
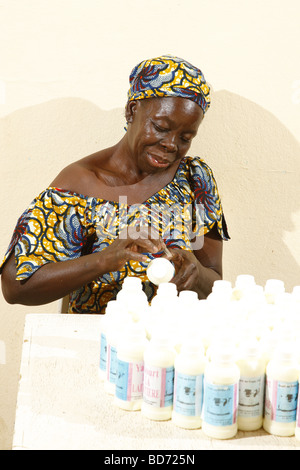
[168, 248, 202, 293]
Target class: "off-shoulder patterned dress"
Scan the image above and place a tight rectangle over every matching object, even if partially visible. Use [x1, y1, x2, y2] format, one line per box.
[0, 157, 230, 313]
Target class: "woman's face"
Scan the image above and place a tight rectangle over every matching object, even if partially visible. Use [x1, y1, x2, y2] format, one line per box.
[125, 97, 204, 173]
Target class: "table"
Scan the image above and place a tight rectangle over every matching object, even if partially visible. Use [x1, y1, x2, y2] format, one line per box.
[13, 314, 300, 450]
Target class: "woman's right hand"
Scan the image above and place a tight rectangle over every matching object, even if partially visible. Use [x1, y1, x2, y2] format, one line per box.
[99, 226, 166, 273]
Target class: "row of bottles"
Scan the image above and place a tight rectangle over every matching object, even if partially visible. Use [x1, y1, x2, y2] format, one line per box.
[98, 274, 300, 440]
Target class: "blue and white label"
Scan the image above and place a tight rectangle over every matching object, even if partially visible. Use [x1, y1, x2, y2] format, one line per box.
[107, 344, 118, 384]
[238, 375, 265, 418]
[264, 378, 299, 423]
[203, 380, 238, 427]
[115, 359, 144, 402]
[99, 332, 107, 372]
[173, 372, 204, 416]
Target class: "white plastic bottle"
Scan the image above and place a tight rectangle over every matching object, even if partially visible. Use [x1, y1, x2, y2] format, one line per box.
[172, 339, 206, 429]
[146, 283, 179, 342]
[146, 257, 175, 285]
[104, 308, 133, 395]
[236, 341, 266, 431]
[296, 375, 300, 442]
[263, 344, 299, 436]
[141, 334, 175, 421]
[114, 322, 147, 411]
[99, 300, 118, 381]
[116, 276, 149, 322]
[208, 280, 232, 303]
[232, 274, 256, 301]
[202, 347, 240, 439]
[264, 279, 285, 304]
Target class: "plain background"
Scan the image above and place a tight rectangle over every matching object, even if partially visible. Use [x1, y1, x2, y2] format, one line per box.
[0, 0, 299, 449]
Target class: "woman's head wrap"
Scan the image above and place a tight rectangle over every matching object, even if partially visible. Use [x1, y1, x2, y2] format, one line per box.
[127, 55, 211, 114]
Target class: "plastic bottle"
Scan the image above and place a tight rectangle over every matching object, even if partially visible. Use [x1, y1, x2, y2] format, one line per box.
[114, 322, 148, 411]
[208, 280, 232, 303]
[232, 274, 256, 301]
[146, 257, 175, 285]
[296, 375, 300, 442]
[141, 334, 175, 421]
[236, 340, 266, 431]
[202, 347, 240, 439]
[116, 276, 149, 322]
[104, 308, 133, 395]
[264, 279, 285, 304]
[263, 344, 299, 436]
[172, 339, 206, 429]
[99, 300, 118, 381]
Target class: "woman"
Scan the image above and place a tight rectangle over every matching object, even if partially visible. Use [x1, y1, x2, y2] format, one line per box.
[0, 55, 230, 313]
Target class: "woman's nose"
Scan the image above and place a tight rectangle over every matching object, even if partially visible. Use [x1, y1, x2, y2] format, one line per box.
[161, 135, 178, 152]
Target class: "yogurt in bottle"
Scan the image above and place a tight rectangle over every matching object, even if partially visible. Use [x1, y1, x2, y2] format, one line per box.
[172, 339, 205, 429]
[263, 344, 299, 437]
[141, 334, 175, 421]
[114, 322, 147, 411]
[202, 347, 240, 439]
[237, 340, 266, 431]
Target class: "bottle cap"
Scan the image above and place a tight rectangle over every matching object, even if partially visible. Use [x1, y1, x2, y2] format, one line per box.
[122, 276, 143, 290]
[178, 290, 198, 302]
[211, 346, 236, 364]
[235, 274, 255, 289]
[147, 258, 175, 285]
[264, 279, 285, 294]
[212, 280, 232, 292]
[157, 282, 178, 295]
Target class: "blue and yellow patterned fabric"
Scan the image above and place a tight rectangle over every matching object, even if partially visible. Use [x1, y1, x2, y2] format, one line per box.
[0, 157, 229, 313]
[127, 55, 211, 114]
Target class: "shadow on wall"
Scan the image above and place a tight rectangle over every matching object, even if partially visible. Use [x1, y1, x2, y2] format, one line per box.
[0, 91, 299, 448]
[194, 89, 300, 291]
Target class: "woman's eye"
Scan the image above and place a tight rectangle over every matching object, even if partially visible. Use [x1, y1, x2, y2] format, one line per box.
[153, 122, 168, 132]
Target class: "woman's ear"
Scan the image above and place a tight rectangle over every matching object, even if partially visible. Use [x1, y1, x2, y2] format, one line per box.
[125, 100, 139, 124]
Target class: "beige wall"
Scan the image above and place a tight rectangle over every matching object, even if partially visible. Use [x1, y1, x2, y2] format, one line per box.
[0, 0, 299, 449]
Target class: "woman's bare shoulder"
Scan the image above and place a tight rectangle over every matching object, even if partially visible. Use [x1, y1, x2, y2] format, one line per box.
[50, 155, 99, 195]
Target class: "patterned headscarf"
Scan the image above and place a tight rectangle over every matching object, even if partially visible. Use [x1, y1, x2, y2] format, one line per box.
[127, 55, 211, 114]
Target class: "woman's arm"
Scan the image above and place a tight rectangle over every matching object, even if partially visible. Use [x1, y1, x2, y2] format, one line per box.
[170, 223, 223, 298]
[1, 233, 164, 306]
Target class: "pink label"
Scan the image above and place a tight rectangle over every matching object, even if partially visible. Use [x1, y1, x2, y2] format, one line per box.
[297, 390, 300, 428]
[143, 365, 174, 408]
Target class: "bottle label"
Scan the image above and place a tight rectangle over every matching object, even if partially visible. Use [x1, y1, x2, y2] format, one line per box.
[203, 380, 238, 427]
[107, 344, 118, 384]
[143, 365, 174, 408]
[99, 333, 107, 372]
[238, 374, 265, 418]
[115, 359, 144, 402]
[173, 372, 204, 416]
[264, 378, 299, 423]
[297, 388, 300, 429]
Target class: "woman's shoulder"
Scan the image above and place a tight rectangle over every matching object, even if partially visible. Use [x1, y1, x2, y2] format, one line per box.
[182, 156, 217, 181]
[50, 159, 95, 195]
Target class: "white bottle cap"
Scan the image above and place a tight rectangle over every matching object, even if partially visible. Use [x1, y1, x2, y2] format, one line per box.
[147, 258, 175, 285]
[178, 290, 198, 302]
[235, 274, 255, 288]
[292, 286, 300, 300]
[273, 343, 296, 362]
[240, 339, 260, 357]
[122, 276, 143, 290]
[211, 346, 236, 364]
[181, 337, 205, 355]
[212, 280, 232, 292]
[264, 279, 285, 294]
[157, 282, 178, 295]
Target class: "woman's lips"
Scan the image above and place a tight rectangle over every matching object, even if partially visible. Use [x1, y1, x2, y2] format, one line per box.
[147, 153, 171, 168]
